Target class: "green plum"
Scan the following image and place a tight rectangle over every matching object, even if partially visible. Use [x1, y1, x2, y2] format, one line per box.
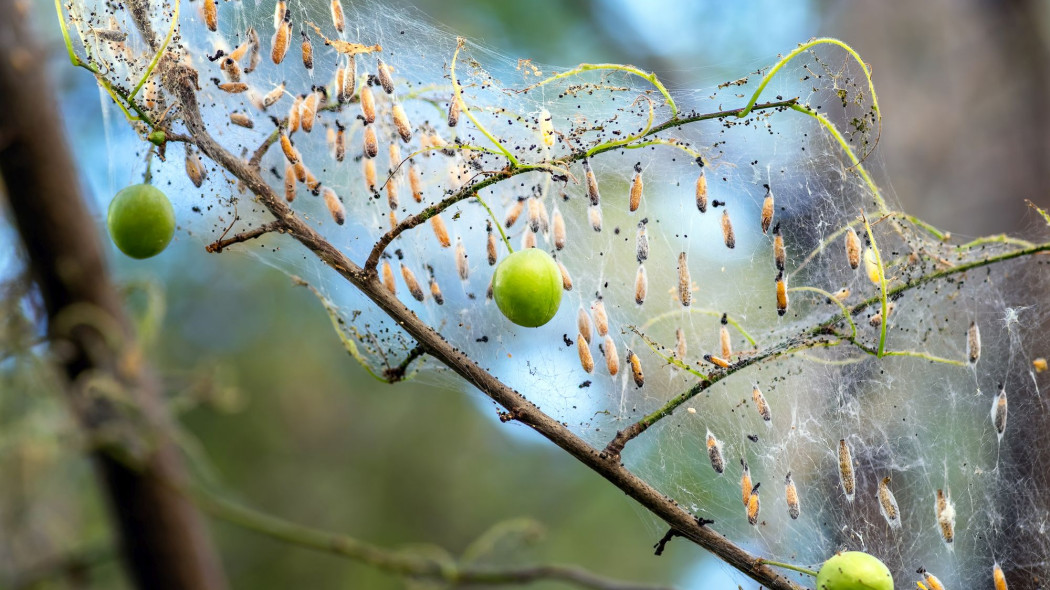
[492, 249, 562, 327]
[816, 551, 893, 590]
[107, 184, 175, 259]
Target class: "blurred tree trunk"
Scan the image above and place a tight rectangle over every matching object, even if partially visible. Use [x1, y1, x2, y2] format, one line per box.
[0, 2, 226, 589]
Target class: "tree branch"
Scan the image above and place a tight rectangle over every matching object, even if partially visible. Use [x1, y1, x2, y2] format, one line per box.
[205, 220, 284, 253]
[195, 488, 677, 590]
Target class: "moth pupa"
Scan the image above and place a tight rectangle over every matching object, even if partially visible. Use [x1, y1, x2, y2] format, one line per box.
[300, 91, 320, 133]
[360, 84, 376, 124]
[292, 160, 307, 184]
[271, 17, 291, 64]
[229, 112, 253, 128]
[185, 147, 206, 188]
[1035, 357, 1048, 373]
[577, 333, 595, 373]
[785, 472, 800, 519]
[218, 82, 249, 94]
[636, 221, 649, 263]
[521, 228, 537, 250]
[363, 125, 379, 158]
[388, 211, 397, 231]
[385, 176, 398, 211]
[558, 260, 573, 291]
[591, 299, 609, 338]
[334, 121, 346, 162]
[603, 334, 620, 376]
[740, 459, 752, 506]
[381, 260, 396, 294]
[303, 168, 322, 195]
[839, 439, 855, 501]
[376, 58, 395, 94]
[578, 307, 592, 344]
[706, 431, 724, 474]
[628, 349, 644, 387]
[262, 82, 285, 108]
[486, 279, 494, 301]
[869, 302, 895, 327]
[775, 271, 788, 317]
[363, 158, 377, 191]
[401, 264, 425, 302]
[245, 27, 261, 73]
[539, 108, 555, 147]
[486, 223, 498, 266]
[752, 385, 771, 424]
[426, 265, 444, 305]
[967, 321, 981, 365]
[202, 0, 218, 32]
[583, 158, 600, 206]
[845, 226, 862, 270]
[537, 197, 550, 233]
[229, 36, 251, 63]
[695, 164, 708, 213]
[330, 0, 345, 32]
[287, 95, 302, 133]
[284, 163, 296, 202]
[918, 571, 945, 590]
[760, 184, 774, 234]
[634, 265, 647, 305]
[746, 484, 761, 525]
[864, 247, 882, 285]
[430, 214, 451, 248]
[408, 162, 423, 202]
[392, 103, 413, 143]
[936, 488, 955, 544]
[343, 55, 357, 100]
[677, 252, 692, 307]
[447, 95, 460, 127]
[221, 57, 242, 83]
[588, 205, 602, 232]
[527, 197, 542, 233]
[322, 187, 346, 225]
[992, 386, 1008, 438]
[721, 210, 736, 249]
[720, 314, 732, 360]
[993, 562, 1008, 590]
[704, 354, 730, 369]
[675, 328, 687, 361]
[629, 163, 643, 212]
[505, 197, 525, 228]
[454, 238, 469, 281]
[334, 67, 348, 103]
[773, 222, 786, 271]
[877, 476, 901, 528]
[552, 207, 566, 250]
[832, 287, 850, 302]
[301, 30, 313, 70]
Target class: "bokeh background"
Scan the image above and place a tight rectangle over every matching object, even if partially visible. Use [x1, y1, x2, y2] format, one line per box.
[2, 0, 1048, 588]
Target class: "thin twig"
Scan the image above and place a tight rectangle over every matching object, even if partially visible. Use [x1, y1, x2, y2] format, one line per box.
[205, 221, 284, 253]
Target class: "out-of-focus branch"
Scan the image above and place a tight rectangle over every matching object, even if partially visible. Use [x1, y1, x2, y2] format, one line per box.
[0, 3, 226, 589]
[196, 488, 678, 590]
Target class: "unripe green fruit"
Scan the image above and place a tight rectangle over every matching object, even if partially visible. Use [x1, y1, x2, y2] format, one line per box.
[816, 552, 893, 590]
[492, 249, 562, 327]
[107, 184, 175, 259]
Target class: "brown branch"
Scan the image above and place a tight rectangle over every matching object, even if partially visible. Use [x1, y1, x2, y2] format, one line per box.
[383, 344, 426, 382]
[0, 4, 226, 589]
[205, 220, 284, 253]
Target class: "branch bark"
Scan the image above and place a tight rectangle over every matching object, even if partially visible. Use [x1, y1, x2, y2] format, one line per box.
[0, 3, 225, 589]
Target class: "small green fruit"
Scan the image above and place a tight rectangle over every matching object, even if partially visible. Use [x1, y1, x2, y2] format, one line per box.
[107, 184, 175, 259]
[816, 551, 893, 590]
[492, 249, 562, 327]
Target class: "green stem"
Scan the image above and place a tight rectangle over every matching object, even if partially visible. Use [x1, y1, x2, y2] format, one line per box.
[130, 0, 180, 99]
[520, 63, 678, 118]
[788, 286, 856, 340]
[473, 193, 513, 254]
[756, 559, 819, 578]
[451, 39, 521, 167]
[585, 96, 655, 157]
